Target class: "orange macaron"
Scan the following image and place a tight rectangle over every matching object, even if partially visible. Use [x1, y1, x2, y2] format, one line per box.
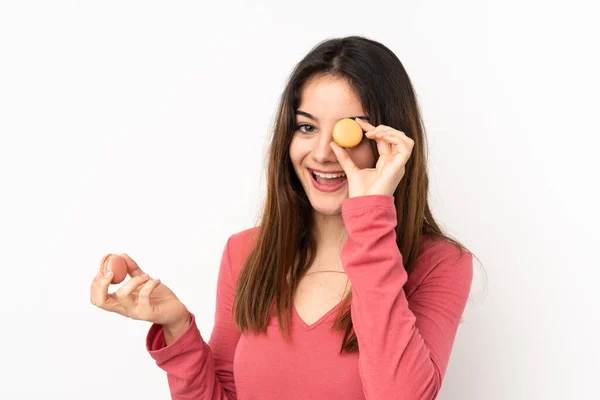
[332, 118, 363, 148]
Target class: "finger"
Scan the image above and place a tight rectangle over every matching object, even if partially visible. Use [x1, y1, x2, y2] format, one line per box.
[376, 135, 392, 156]
[363, 124, 385, 138]
[383, 132, 403, 153]
[372, 128, 406, 154]
[371, 127, 394, 138]
[355, 117, 376, 132]
[384, 131, 415, 155]
[138, 278, 162, 312]
[356, 123, 393, 156]
[90, 270, 115, 309]
[117, 274, 150, 296]
[365, 128, 396, 151]
[329, 141, 359, 174]
[120, 253, 145, 278]
[115, 274, 151, 310]
[382, 129, 413, 146]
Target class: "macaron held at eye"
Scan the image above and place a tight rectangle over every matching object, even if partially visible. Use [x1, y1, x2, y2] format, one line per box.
[100, 254, 128, 284]
[332, 118, 364, 148]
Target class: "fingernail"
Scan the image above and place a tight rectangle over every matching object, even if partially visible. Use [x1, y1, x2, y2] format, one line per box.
[104, 270, 113, 279]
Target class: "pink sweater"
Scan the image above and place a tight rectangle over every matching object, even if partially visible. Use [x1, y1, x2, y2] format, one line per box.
[146, 195, 473, 399]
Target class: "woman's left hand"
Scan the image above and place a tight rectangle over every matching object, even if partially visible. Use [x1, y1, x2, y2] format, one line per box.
[329, 118, 414, 198]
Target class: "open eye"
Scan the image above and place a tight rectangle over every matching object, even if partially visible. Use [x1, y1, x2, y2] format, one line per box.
[295, 123, 316, 134]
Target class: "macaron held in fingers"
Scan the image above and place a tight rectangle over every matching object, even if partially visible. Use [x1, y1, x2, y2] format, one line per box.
[329, 117, 414, 198]
[99, 254, 128, 284]
[332, 118, 364, 148]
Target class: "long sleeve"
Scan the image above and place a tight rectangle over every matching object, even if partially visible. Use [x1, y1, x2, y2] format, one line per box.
[340, 194, 473, 400]
[146, 236, 241, 400]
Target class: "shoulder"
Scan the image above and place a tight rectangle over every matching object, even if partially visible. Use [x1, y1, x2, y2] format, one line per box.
[405, 234, 473, 296]
[223, 226, 260, 281]
[416, 235, 472, 267]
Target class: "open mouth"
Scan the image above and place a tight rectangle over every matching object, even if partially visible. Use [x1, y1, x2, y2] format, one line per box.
[308, 168, 348, 190]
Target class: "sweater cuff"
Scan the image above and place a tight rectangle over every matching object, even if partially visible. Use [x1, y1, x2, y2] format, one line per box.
[341, 195, 396, 235]
[146, 311, 200, 362]
[341, 194, 395, 214]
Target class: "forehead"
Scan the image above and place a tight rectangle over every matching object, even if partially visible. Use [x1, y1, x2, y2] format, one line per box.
[297, 76, 365, 119]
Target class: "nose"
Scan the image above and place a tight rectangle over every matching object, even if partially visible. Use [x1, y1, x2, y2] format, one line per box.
[311, 129, 338, 164]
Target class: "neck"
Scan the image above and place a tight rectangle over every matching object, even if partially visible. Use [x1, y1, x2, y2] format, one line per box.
[311, 210, 348, 261]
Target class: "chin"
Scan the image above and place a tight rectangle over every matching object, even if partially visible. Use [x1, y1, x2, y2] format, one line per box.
[312, 205, 342, 216]
[298, 171, 349, 215]
[307, 194, 346, 216]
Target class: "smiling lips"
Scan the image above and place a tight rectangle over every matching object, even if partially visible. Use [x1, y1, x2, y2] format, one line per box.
[308, 168, 348, 192]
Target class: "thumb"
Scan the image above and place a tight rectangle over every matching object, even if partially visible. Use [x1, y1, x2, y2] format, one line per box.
[120, 253, 146, 278]
[329, 142, 359, 175]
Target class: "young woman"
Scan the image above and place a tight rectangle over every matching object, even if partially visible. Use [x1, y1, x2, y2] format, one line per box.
[91, 36, 473, 399]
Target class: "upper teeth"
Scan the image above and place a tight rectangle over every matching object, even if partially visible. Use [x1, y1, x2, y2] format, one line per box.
[313, 171, 346, 179]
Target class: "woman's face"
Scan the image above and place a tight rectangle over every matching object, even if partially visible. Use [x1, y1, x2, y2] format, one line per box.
[289, 75, 376, 216]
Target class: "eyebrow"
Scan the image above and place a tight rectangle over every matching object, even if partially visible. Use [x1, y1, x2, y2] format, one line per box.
[295, 110, 369, 121]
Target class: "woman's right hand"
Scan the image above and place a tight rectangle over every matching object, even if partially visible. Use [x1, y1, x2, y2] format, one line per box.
[90, 253, 191, 341]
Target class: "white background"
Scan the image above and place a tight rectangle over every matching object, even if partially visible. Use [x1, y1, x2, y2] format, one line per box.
[1, 1, 598, 399]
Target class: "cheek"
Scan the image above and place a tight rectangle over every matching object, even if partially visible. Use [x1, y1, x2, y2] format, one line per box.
[288, 145, 304, 174]
[289, 137, 311, 165]
[288, 138, 300, 164]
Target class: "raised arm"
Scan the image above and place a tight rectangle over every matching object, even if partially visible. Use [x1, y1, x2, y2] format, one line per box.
[340, 194, 472, 400]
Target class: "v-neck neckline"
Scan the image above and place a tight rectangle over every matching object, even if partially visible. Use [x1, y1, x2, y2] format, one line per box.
[292, 301, 344, 331]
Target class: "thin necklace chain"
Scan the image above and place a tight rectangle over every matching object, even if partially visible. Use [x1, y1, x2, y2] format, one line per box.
[304, 270, 347, 276]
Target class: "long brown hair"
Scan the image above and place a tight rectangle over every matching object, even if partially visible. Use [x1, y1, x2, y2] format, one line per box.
[233, 36, 474, 354]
